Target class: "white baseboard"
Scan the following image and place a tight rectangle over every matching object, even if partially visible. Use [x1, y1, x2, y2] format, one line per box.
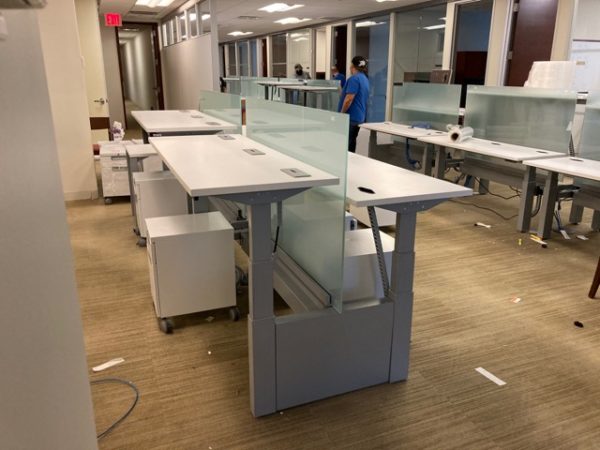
[63, 190, 99, 201]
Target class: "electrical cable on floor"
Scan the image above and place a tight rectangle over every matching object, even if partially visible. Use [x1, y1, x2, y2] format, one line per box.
[91, 377, 139, 441]
[475, 178, 520, 200]
[273, 225, 280, 253]
[450, 199, 519, 221]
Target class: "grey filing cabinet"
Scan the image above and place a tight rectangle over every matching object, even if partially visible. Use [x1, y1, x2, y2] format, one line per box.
[99, 141, 131, 203]
[132, 171, 188, 246]
[146, 213, 238, 333]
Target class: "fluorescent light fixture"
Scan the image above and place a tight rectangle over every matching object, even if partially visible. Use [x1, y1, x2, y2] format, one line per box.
[275, 17, 310, 25]
[202, 14, 210, 20]
[157, 0, 174, 6]
[135, 0, 172, 7]
[259, 3, 304, 13]
[376, 0, 397, 2]
[356, 20, 385, 28]
[228, 31, 254, 36]
[423, 24, 446, 30]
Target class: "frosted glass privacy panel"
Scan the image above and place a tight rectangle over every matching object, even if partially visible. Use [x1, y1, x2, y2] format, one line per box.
[579, 91, 600, 161]
[246, 98, 348, 312]
[198, 90, 242, 134]
[224, 78, 241, 95]
[304, 79, 341, 112]
[392, 83, 461, 130]
[464, 86, 577, 152]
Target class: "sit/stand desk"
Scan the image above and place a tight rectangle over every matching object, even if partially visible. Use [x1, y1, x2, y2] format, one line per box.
[418, 134, 564, 233]
[278, 85, 339, 108]
[150, 134, 338, 417]
[131, 109, 238, 143]
[256, 80, 304, 101]
[359, 122, 446, 173]
[523, 156, 600, 239]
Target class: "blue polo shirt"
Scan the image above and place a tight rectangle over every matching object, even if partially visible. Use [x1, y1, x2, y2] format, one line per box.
[338, 72, 369, 124]
[333, 72, 346, 88]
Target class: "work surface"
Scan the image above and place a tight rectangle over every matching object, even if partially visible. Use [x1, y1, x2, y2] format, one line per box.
[131, 110, 238, 133]
[279, 85, 339, 92]
[124, 143, 156, 158]
[75, 173, 600, 449]
[149, 134, 339, 197]
[346, 153, 472, 207]
[418, 135, 565, 162]
[361, 122, 447, 139]
[524, 156, 600, 181]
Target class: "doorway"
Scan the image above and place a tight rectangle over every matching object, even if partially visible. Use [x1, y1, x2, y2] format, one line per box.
[452, 0, 493, 105]
[261, 38, 268, 77]
[117, 22, 164, 131]
[332, 25, 348, 77]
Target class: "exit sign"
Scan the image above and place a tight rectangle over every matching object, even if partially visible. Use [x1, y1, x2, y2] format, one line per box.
[104, 13, 122, 27]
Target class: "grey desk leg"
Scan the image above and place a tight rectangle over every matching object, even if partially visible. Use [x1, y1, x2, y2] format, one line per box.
[538, 171, 559, 240]
[569, 204, 585, 224]
[368, 130, 377, 158]
[517, 166, 536, 233]
[478, 179, 490, 195]
[433, 145, 447, 179]
[264, 85, 269, 100]
[422, 143, 433, 176]
[388, 211, 417, 382]
[247, 203, 277, 417]
[142, 130, 149, 144]
[592, 210, 600, 231]
[127, 155, 142, 233]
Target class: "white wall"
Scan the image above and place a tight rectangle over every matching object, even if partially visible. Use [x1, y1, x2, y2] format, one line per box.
[161, 33, 215, 109]
[38, 0, 98, 201]
[552, 0, 577, 60]
[315, 29, 327, 74]
[0, 10, 97, 449]
[100, 24, 125, 126]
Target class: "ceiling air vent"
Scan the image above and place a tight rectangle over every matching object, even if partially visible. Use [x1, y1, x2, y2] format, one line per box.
[237, 15, 261, 20]
[128, 10, 159, 16]
[318, 17, 341, 21]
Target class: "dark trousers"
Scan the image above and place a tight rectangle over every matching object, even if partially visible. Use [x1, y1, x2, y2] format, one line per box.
[349, 122, 360, 153]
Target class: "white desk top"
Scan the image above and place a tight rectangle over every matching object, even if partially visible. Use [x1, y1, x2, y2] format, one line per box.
[257, 80, 305, 87]
[131, 110, 238, 134]
[524, 156, 600, 182]
[417, 135, 565, 162]
[360, 122, 447, 140]
[346, 153, 472, 207]
[149, 134, 339, 197]
[125, 143, 156, 158]
[279, 85, 339, 92]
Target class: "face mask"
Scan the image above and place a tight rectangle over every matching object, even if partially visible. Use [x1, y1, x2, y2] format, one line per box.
[296, 69, 302, 75]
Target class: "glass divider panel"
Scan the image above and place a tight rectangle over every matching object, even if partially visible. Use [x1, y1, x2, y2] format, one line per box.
[246, 98, 348, 312]
[392, 82, 461, 130]
[197, 90, 242, 134]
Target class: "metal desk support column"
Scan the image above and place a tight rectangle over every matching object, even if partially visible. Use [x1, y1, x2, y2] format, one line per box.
[368, 130, 378, 158]
[517, 165, 537, 233]
[538, 171, 559, 239]
[422, 143, 434, 176]
[433, 145, 447, 179]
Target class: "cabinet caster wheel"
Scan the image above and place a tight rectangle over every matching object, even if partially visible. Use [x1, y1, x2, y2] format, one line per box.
[137, 237, 147, 247]
[104, 197, 113, 205]
[159, 318, 173, 334]
[229, 307, 241, 322]
[133, 227, 140, 236]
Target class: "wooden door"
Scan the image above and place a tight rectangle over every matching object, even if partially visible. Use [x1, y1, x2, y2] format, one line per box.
[506, 0, 559, 86]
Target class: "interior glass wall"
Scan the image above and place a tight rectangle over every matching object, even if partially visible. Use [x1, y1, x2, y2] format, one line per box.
[227, 43, 237, 77]
[287, 29, 312, 78]
[272, 33, 287, 77]
[238, 41, 249, 77]
[354, 16, 390, 122]
[394, 4, 446, 84]
[250, 40, 258, 77]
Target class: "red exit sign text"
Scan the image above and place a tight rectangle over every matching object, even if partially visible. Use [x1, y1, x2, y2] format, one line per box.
[104, 13, 122, 27]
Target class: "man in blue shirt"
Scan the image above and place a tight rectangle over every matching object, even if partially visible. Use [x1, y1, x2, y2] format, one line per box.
[338, 56, 369, 153]
[331, 65, 346, 88]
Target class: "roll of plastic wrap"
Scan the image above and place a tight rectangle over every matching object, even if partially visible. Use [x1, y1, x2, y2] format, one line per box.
[448, 126, 474, 143]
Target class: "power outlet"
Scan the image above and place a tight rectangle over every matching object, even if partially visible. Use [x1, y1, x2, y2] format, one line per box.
[0, 13, 7, 41]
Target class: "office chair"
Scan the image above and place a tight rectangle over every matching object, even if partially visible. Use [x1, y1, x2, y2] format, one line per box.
[589, 256, 600, 299]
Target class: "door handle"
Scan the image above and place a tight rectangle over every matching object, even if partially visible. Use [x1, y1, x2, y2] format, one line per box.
[94, 98, 107, 105]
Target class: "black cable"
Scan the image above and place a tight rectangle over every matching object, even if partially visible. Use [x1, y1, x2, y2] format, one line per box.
[450, 199, 519, 221]
[91, 377, 139, 441]
[273, 225, 280, 253]
[475, 178, 520, 200]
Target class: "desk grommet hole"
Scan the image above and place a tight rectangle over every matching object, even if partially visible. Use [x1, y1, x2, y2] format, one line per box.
[358, 186, 376, 194]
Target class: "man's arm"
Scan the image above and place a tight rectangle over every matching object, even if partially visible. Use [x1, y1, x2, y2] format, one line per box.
[341, 93, 355, 114]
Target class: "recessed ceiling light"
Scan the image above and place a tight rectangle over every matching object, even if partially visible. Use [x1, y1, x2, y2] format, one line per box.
[275, 17, 311, 25]
[356, 21, 385, 28]
[423, 24, 446, 30]
[135, 0, 173, 7]
[228, 31, 254, 36]
[375, 0, 397, 2]
[259, 3, 304, 13]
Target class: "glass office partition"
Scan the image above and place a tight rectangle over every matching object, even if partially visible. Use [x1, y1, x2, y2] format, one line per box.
[579, 91, 600, 160]
[272, 33, 287, 77]
[392, 83, 461, 130]
[464, 86, 577, 152]
[250, 40, 258, 77]
[238, 41, 249, 77]
[287, 29, 312, 77]
[197, 90, 242, 134]
[227, 43, 237, 76]
[394, 4, 446, 83]
[246, 98, 348, 312]
[355, 16, 390, 122]
[304, 79, 341, 112]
